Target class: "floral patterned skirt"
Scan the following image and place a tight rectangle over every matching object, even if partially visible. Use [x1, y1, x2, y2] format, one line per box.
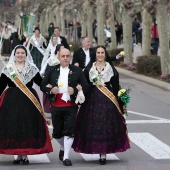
[72, 86, 130, 154]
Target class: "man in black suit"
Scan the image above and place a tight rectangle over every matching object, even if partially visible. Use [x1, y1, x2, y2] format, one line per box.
[72, 36, 123, 70]
[72, 36, 95, 70]
[40, 48, 89, 166]
[53, 27, 70, 49]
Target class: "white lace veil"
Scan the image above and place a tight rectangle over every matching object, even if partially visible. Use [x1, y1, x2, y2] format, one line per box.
[8, 45, 38, 70]
[1, 45, 39, 84]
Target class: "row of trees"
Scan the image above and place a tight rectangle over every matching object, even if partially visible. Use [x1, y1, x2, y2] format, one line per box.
[1, 0, 170, 74]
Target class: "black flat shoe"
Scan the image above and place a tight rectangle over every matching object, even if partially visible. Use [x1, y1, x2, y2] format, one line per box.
[59, 150, 64, 161]
[99, 158, 106, 165]
[63, 159, 72, 166]
[13, 159, 22, 164]
[20, 159, 29, 165]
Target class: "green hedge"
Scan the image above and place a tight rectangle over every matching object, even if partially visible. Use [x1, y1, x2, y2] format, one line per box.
[136, 55, 161, 76]
[69, 42, 81, 52]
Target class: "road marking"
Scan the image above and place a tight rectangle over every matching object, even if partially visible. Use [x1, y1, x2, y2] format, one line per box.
[80, 153, 119, 161]
[127, 119, 170, 124]
[14, 154, 50, 163]
[128, 110, 168, 120]
[129, 133, 170, 159]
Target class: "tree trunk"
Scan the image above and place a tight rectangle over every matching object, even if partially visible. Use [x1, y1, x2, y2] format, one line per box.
[142, 8, 152, 56]
[122, 8, 132, 64]
[87, 1, 93, 43]
[44, 9, 49, 35]
[156, 3, 170, 74]
[114, 2, 121, 21]
[39, 13, 44, 35]
[60, 9, 66, 36]
[55, 6, 61, 28]
[108, 0, 117, 50]
[78, 10, 87, 37]
[97, 1, 106, 45]
[48, 8, 52, 24]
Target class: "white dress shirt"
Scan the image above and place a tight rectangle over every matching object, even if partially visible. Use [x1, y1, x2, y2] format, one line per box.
[58, 66, 70, 102]
[83, 48, 90, 66]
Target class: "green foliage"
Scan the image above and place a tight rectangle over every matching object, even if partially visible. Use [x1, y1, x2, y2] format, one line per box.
[136, 55, 161, 76]
[69, 42, 81, 52]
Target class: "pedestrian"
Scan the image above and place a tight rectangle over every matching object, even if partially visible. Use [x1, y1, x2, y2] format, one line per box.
[40, 48, 89, 166]
[48, 22, 54, 40]
[72, 45, 130, 165]
[0, 45, 53, 165]
[151, 18, 159, 55]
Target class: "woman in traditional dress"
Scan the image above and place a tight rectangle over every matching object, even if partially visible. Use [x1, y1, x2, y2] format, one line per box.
[26, 27, 47, 70]
[72, 45, 130, 165]
[40, 44, 64, 113]
[1, 26, 11, 57]
[0, 45, 53, 165]
[41, 35, 58, 69]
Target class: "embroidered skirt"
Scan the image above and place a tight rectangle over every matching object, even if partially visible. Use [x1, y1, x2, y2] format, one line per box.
[0, 87, 53, 155]
[72, 86, 130, 154]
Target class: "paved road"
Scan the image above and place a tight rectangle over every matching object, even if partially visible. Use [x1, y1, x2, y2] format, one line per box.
[0, 58, 170, 170]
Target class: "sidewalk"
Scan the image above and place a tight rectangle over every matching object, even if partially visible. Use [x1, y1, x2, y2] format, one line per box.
[115, 44, 170, 91]
[116, 66, 170, 92]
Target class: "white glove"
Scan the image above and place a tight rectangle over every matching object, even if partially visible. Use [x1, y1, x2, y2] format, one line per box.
[75, 90, 85, 104]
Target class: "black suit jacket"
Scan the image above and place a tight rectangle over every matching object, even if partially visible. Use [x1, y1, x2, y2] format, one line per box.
[72, 47, 95, 69]
[40, 64, 89, 104]
[60, 36, 70, 50]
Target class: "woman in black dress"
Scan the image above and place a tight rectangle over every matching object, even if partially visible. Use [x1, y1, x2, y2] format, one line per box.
[73, 45, 130, 165]
[0, 45, 53, 165]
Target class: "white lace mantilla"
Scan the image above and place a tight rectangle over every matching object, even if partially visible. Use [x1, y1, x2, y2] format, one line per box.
[2, 61, 39, 85]
[29, 34, 45, 48]
[89, 62, 114, 85]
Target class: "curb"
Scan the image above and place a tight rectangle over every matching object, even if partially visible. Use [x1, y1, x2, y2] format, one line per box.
[116, 67, 170, 92]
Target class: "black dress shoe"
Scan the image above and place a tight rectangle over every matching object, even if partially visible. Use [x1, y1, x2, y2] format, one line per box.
[99, 158, 106, 165]
[13, 159, 22, 164]
[63, 159, 72, 166]
[59, 150, 64, 161]
[20, 159, 29, 165]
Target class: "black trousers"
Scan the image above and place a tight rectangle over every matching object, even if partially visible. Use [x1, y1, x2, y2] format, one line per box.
[51, 106, 78, 139]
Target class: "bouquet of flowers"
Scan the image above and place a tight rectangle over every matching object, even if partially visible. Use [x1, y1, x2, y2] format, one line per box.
[118, 87, 131, 116]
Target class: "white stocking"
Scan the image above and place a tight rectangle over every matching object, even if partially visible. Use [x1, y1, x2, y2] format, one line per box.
[56, 137, 64, 151]
[100, 154, 106, 159]
[63, 136, 74, 160]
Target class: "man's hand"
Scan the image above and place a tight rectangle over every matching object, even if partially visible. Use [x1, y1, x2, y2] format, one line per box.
[46, 84, 52, 88]
[68, 87, 74, 95]
[116, 53, 123, 59]
[51, 87, 59, 94]
[74, 62, 79, 67]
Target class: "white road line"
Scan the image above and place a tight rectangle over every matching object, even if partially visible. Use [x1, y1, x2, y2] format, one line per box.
[129, 133, 170, 159]
[14, 154, 50, 163]
[80, 153, 119, 161]
[126, 119, 170, 124]
[128, 110, 168, 120]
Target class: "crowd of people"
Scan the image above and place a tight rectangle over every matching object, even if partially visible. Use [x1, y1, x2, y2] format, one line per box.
[0, 19, 133, 167]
